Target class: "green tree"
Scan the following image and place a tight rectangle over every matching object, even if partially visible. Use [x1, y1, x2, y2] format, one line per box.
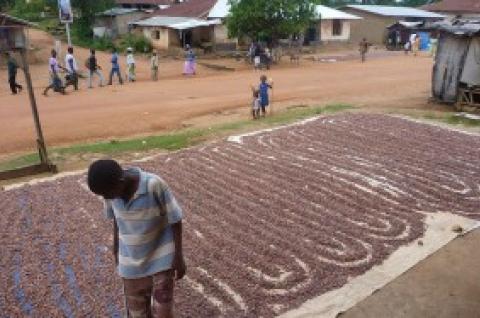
[0, 0, 15, 11]
[226, 0, 317, 44]
[71, 0, 114, 38]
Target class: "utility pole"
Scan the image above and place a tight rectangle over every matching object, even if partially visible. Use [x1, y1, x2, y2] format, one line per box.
[20, 48, 55, 171]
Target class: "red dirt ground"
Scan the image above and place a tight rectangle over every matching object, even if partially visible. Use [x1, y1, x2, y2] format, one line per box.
[0, 38, 434, 156]
[1, 113, 479, 317]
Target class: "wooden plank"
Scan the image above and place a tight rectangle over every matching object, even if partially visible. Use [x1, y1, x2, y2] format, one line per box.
[0, 164, 57, 181]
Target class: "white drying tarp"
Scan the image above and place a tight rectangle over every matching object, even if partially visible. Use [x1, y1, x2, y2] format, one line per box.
[315, 5, 361, 20]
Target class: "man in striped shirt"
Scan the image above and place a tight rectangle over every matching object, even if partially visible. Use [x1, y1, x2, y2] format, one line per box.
[88, 159, 186, 318]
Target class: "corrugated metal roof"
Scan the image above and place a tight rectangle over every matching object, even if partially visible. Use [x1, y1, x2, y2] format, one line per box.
[153, 0, 217, 18]
[99, 8, 139, 16]
[315, 5, 361, 20]
[208, 0, 229, 19]
[345, 5, 445, 19]
[0, 13, 37, 27]
[438, 21, 480, 36]
[132, 16, 220, 29]
[422, 0, 480, 14]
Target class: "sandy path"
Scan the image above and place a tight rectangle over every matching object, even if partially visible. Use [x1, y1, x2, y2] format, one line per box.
[0, 52, 433, 154]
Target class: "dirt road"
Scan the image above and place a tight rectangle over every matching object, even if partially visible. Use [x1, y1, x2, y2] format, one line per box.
[0, 51, 434, 155]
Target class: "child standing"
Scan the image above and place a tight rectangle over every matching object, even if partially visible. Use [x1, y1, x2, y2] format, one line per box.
[251, 89, 261, 119]
[259, 75, 272, 117]
[87, 159, 186, 318]
[126, 47, 136, 82]
[151, 51, 159, 81]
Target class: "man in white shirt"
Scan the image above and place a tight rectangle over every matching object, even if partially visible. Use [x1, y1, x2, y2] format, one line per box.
[65, 46, 79, 90]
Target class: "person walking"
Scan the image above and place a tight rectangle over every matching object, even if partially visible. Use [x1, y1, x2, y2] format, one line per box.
[86, 49, 104, 88]
[65, 46, 79, 91]
[43, 49, 65, 96]
[151, 51, 159, 81]
[359, 38, 371, 63]
[5, 52, 22, 94]
[126, 47, 136, 82]
[183, 45, 196, 76]
[108, 48, 123, 85]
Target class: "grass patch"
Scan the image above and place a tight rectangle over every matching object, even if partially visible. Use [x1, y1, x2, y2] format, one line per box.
[443, 115, 480, 127]
[0, 153, 40, 172]
[419, 112, 480, 127]
[0, 103, 354, 172]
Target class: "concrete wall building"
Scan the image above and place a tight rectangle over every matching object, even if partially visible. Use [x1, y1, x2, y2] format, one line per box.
[131, 0, 236, 50]
[305, 5, 361, 45]
[94, 8, 147, 38]
[341, 5, 444, 44]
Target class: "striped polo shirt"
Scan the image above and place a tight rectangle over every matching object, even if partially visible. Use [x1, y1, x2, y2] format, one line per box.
[104, 168, 183, 279]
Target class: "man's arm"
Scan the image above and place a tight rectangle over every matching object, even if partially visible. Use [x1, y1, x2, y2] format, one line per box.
[172, 221, 186, 280]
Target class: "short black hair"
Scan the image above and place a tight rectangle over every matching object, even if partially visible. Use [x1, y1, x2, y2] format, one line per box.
[87, 159, 123, 195]
[68, 46, 73, 54]
[90, 49, 95, 55]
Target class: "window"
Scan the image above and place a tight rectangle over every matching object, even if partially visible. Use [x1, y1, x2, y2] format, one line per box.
[332, 20, 342, 36]
[152, 30, 160, 40]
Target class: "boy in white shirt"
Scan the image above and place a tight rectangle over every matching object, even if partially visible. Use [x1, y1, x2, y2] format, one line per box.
[126, 47, 136, 82]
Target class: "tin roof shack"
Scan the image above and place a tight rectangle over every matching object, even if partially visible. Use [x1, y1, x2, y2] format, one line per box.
[0, 13, 56, 179]
[432, 22, 480, 111]
[341, 5, 444, 44]
[304, 5, 361, 46]
[422, 0, 480, 21]
[386, 21, 439, 50]
[94, 8, 147, 38]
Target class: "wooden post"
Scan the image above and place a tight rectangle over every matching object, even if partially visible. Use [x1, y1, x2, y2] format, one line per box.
[19, 48, 52, 168]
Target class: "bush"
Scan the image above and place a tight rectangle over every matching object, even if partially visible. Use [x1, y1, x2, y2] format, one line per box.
[10, 0, 49, 21]
[118, 33, 153, 54]
[91, 37, 115, 51]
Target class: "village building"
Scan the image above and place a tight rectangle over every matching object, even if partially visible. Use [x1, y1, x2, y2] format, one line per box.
[304, 5, 361, 45]
[94, 8, 147, 38]
[432, 21, 480, 111]
[130, 0, 236, 51]
[421, 0, 480, 21]
[340, 5, 444, 44]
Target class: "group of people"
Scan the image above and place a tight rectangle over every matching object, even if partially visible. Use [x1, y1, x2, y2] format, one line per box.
[248, 42, 272, 70]
[4, 44, 198, 97]
[404, 33, 421, 56]
[41, 46, 158, 96]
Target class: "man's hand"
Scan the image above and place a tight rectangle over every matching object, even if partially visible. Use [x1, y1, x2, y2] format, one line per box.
[172, 254, 186, 280]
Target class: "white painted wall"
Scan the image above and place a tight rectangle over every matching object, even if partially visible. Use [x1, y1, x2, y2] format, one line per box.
[319, 20, 351, 42]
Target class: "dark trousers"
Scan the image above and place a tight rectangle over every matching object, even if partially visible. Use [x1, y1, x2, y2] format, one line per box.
[65, 73, 78, 90]
[109, 68, 123, 85]
[8, 74, 22, 94]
